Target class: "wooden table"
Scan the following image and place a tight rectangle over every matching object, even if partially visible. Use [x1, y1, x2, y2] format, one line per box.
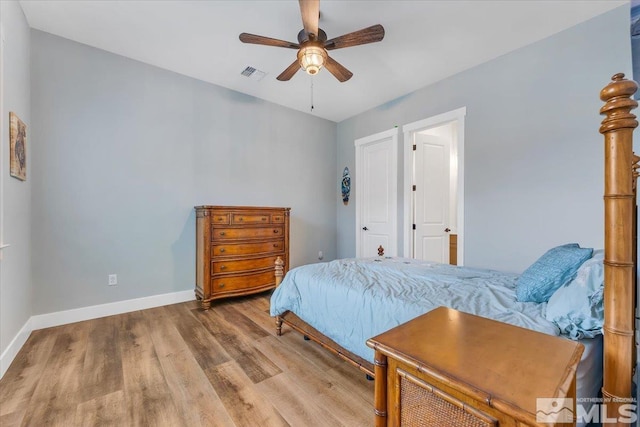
[366, 307, 584, 426]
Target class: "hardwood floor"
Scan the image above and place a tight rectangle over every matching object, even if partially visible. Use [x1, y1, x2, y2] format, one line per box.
[0, 293, 374, 426]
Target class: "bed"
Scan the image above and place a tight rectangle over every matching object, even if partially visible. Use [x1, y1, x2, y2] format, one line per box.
[270, 73, 638, 425]
[271, 257, 604, 415]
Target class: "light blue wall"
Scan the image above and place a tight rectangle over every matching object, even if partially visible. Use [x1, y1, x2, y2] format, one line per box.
[31, 31, 337, 314]
[337, 6, 632, 273]
[0, 1, 32, 362]
[9, 4, 636, 322]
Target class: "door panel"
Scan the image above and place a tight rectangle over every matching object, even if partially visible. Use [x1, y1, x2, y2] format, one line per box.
[355, 129, 398, 258]
[364, 143, 391, 223]
[362, 140, 393, 257]
[414, 134, 450, 262]
[420, 236, 446, 264]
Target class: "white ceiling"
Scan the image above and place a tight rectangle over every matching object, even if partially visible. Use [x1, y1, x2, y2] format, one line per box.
[19, 0, 626, 122]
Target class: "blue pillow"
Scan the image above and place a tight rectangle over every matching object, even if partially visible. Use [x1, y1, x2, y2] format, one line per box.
[516, 243, 593, 303]
[545, 250, 604, 339]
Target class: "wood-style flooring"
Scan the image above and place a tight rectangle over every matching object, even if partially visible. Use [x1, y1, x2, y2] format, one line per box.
[0, 293, 374, 426]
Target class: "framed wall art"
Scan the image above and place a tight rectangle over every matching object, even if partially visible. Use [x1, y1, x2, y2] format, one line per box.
[341, 167, 351, 205]
[9, 112, 26, 181]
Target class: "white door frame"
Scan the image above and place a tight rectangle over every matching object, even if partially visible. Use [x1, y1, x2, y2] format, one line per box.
[402, 107, 466, 264]
[0, 23, 6, 260]
[355, 127, 399, 257]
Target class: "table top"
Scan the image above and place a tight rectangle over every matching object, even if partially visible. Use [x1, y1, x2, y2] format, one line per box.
[366, 306, 584, 420]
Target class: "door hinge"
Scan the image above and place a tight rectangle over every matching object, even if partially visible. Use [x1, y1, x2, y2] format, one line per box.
[412, 224, 416, 230]
[412, 185, 416, 191]
[412, 144, 416, 151]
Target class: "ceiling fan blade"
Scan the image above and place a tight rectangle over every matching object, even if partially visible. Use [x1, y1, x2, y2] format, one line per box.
[239, 33, 299, 49]
[324, 24, 385, 51]
[299, 0, 319, 38]
[324, 55, 353, 82]
[277, 60, 302, 81]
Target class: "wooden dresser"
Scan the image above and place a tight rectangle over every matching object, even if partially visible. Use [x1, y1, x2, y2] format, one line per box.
[194, 205, 290, 310]
[366, 307, 584, 427]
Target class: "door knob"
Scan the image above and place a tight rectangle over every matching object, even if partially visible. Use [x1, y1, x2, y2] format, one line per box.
[362, 226, 369, 231]
[444, 228, 451, 233]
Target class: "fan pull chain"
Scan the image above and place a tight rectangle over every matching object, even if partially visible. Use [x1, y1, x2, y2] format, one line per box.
[310, 78, 314, 112]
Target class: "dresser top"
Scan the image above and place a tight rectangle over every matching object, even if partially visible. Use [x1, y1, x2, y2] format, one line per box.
[367, 306, 584, 422]
[195, 205, 290, 211]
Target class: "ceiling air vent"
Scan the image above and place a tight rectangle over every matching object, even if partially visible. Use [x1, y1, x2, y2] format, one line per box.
[240, 66, 267, 81]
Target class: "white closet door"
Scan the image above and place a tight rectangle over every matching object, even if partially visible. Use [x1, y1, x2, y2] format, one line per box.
[414, 133, 450, 263]
[355, 128, 398, 258]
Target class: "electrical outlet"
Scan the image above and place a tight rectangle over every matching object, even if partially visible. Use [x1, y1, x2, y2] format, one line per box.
[108, 274, 118, 286]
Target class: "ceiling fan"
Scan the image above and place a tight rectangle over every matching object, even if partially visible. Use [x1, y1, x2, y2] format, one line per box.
[239, 0, 385, 82]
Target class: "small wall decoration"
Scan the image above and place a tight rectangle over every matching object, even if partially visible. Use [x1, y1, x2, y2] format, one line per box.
[341, 167, 351, 205]
[9, 112, 27, 181]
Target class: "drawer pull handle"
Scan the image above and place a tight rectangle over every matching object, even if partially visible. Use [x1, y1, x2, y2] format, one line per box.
[220, 231, 226, 236]
[238, 217, 243, 221]
[273, 229, 279, 234]
[219, 248, 226, 253]
[217, 217, 225, 221]
[219, 283, 225, 288]
[273, 243, 279, 247]
[261, 217, 267, 221]
[220, 265, 227, 270]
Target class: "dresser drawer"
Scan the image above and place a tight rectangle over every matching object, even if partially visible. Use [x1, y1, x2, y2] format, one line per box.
[211, 212, 230, 224]
[212, 270, 275, 292]
[231, 213, 270, 225]
[212, 240, 283, 257]
[212, 226, 283, 241]
[271, 213, 285, 223]
[212, 256, 279, 274]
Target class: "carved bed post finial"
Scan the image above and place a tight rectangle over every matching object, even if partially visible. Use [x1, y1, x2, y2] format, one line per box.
[377, 245, 384, 257]
[599, 73, 638, 133]
[275, 256, 284, 287]
[599, 73, 638, 427]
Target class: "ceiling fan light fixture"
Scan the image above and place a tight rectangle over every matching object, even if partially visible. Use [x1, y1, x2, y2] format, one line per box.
[298, 43, 327, 75]
[239, 1, 384, 82]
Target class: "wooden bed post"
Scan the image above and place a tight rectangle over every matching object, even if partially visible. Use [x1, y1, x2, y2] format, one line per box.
[275, 256, 284, 287]
[599, 73, 638, 425]
[275, 257, 285, 336]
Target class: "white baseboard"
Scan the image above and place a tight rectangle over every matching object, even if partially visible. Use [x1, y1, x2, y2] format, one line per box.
[0, 289, 195, 379]
[0, 317, 33, 379]
[30, 289, 195, 330]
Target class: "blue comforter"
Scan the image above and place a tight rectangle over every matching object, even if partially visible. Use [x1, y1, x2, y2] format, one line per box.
[270, 257, 559, 363]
